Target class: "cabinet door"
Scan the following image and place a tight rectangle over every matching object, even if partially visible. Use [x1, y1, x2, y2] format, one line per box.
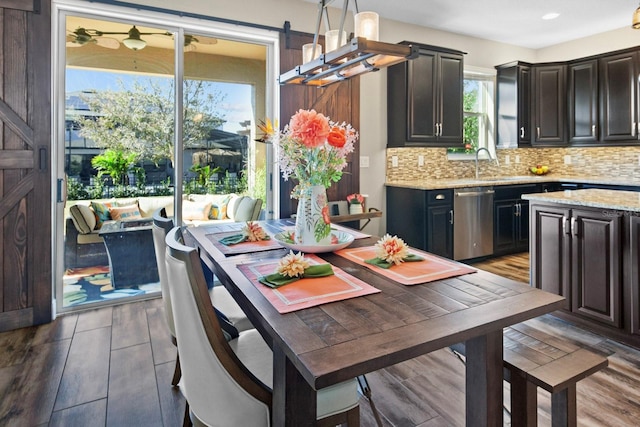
[518, 66, 531, 145]
[533, 64, 566, 144]
[629, 216, 640, 336]
[571, 209, 622, 327]
[530, 205, 571, 309]
[494, 200, 517, 254]
[427, 204, 453, 258]
[386, 187, 427, 250]
[438, 53, 464, 145]
[516, 200, 530, 251]
[600, 51, 638, 142]
[407, 51, 437, 142]
[568, 60, 598, 143]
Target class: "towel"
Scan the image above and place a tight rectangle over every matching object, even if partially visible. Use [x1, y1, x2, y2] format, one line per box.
[219, 234, 271, 246]
[258, 264, 334, 288]
[364, 254, 424, 269]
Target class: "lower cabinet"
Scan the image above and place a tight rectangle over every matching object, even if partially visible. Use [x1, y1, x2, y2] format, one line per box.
[386, 187, 453, 258]
[628, 216, 640, 337]
[493, 184, 537, 255]
[531, 203, 622, 327]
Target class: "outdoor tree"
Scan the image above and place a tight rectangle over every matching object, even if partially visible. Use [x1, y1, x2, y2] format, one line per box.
[77, 78, 226, 165]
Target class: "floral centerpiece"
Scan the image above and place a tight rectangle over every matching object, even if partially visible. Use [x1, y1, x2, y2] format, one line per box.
[260, 109, 358, 245]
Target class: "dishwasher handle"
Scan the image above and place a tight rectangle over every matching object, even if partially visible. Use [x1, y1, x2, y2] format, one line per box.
[455, 189, 495, 197]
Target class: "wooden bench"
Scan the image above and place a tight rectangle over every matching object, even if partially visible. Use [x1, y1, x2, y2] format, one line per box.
[452, 321, 609, 427]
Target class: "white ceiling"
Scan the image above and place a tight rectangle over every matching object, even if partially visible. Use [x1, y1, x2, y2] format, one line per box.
[324, 0, 640, 49]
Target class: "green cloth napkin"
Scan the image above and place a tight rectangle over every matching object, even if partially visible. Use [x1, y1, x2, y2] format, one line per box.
[365, 254, 425, 269]
[258, 264, 334, 288]
[219, 234, 271, 246]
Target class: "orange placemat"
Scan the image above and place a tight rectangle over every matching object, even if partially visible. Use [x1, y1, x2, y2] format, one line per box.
[206, 231, 283, 255]
[237, 254, 380, 314]
[335, 246, 476, 285]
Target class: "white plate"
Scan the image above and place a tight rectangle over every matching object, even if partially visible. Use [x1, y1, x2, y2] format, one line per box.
[274, 230, 355, 253]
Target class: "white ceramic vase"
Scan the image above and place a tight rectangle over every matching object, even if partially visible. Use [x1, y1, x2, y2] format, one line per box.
[349, 203, 363, 215]
[295, 185, 331, 245]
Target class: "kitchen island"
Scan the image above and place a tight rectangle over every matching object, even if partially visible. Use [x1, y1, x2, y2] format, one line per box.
[524, 188, 640, 348]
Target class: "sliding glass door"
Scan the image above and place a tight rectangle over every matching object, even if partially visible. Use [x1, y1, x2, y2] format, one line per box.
[54, 3, 276, 313]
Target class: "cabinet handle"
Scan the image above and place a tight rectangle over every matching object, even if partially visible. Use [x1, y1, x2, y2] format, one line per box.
[434, 123, 439, 136]
[449, 209, 454, 225]
[571, 217, 577, 236]
[435, 194, 445, 200]
[439, 123, 443, 136]
[562, 216, 569, 235]
[633, 122, 637, 137]
[536, 126, 541, 140]
[592, 124, 596, 136]
[520, 127, 525, 139]
[517, 203, 521, 217]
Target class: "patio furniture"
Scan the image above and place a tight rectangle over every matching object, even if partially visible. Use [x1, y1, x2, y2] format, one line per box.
[99, 219, 159, 288]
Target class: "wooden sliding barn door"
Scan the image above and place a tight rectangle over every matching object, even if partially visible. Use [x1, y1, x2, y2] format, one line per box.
[0, 0, 52, 331]
[279, 27, 360, 218]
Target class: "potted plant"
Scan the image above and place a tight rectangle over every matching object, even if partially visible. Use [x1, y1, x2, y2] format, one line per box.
[346, 193, 365, 215]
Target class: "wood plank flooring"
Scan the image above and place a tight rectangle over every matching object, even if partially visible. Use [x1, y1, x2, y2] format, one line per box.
[1, 252, 639, 426]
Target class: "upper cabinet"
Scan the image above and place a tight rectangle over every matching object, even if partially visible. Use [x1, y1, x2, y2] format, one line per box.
[497, 46, 640, 148]
[496, 62, 531, 148]
[568, 59, 599, 143]
[532, 64, 567, 145]
[599, 51, 639, 142]
[388, 43, 464, 147]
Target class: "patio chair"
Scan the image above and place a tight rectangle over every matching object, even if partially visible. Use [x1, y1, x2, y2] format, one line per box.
[164, 226, 360, 427]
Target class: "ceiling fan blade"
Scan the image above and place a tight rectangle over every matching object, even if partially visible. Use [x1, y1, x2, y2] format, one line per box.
[66, 41, 84, 48]
[191, 35, 218, 45]
[95, 37, 121, 49]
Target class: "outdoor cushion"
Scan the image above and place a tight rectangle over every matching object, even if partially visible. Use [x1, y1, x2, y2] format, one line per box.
[109, 204, 143, 221]
[233, 196, 257, 222]
[91, 200, 115, 229]
[182, 200, 212, 221]
[69, 204, 96, 234]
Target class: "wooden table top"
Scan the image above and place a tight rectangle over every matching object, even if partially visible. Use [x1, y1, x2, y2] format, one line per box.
[188, 220, 566, 390]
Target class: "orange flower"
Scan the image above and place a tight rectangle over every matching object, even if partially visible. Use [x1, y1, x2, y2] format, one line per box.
[288, 109, 330, 148]
[327, 127, 346, 147]
[321, 205, 330, 224]
[243, 221, 268, 242]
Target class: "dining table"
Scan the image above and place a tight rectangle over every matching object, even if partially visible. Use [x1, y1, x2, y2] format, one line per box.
[186, 219, 565, 427]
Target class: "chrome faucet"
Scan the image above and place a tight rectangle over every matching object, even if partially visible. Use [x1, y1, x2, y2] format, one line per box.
[475, 147, 500, 180]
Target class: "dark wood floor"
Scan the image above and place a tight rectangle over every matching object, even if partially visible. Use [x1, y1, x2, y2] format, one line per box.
[1, 253, 639, 426]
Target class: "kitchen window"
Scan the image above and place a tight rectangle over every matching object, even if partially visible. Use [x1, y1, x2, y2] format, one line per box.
[448, 68, 496, 160]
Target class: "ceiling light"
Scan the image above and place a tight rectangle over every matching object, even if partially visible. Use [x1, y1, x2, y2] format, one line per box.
[122, 26, 147, 50]
[279, 0, 418, 87]
[542, 12, 560, 20]
[633, 4, 640, 29]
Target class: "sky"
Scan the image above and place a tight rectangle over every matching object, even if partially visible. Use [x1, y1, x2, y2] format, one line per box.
[65, 68, 253, 133]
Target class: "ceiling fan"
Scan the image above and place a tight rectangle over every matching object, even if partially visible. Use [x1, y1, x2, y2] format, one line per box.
[67, 25, 218, 52]
[66, 28, 120, 49]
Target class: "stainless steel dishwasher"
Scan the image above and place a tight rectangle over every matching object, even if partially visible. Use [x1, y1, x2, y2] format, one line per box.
[453, 187, 494, 260]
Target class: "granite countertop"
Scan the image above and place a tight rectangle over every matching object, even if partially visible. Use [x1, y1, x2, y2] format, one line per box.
[523, 188, 640, 212]
[385, 175, 640, 190]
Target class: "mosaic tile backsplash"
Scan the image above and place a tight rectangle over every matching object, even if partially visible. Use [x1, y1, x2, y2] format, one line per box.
[386, 146, 640, 183]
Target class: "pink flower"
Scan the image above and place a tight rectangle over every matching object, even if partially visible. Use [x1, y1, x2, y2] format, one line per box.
[243, 221, 268, 242]
[288, 109, 330, 148]
[375, 234, 409, 265]
[327, 127, 346, 148]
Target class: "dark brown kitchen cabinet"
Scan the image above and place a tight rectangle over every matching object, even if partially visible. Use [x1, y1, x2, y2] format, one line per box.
[496, 62, 531, 147]
[386, 187, 453, 258]
[532, 64, 567, 145]
[568, 59, 599, 143]
[599, 51, 639, 142]
[629, 216, 640, 337]
[493, 184, 537, 255]
[388, 43, 464, 147]
[531, 203, 622, 326]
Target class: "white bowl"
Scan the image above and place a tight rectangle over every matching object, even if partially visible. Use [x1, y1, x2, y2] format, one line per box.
[273, 230, 355, 253]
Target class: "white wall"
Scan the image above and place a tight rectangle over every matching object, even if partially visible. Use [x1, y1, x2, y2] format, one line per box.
[85, 0, 637, 234]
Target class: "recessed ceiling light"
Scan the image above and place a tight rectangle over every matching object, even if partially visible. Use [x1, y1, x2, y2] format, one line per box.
[542, 12, 560, 20]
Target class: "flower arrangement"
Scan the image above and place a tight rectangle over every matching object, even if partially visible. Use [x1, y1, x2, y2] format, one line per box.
[365, 234, 424, 269]
[276, 251, 310, 278]
[260, 109, 358, 198]
[242, 221, 269, 242]
[374, 234, 410, 265]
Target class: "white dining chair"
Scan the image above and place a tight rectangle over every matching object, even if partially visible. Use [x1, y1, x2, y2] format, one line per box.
[164, 226, 360, 426]
[151, 208, 254, 386]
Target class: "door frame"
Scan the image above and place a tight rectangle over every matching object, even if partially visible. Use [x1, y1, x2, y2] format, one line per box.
[52, 0, 280, 313]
